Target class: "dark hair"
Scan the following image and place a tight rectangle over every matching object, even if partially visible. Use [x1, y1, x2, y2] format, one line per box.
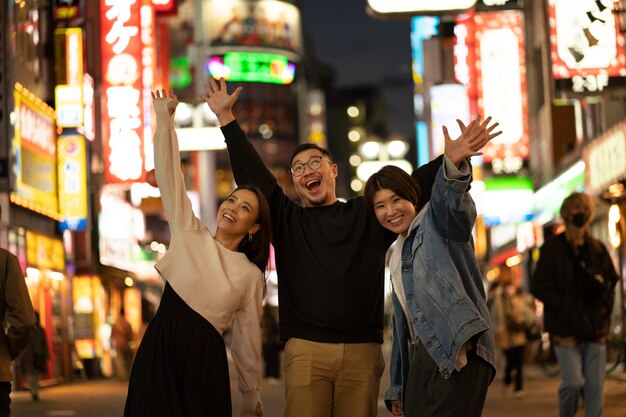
[364, 165, 421, 213]
[234, 185, 272, 273]
[289, 143, 333, 167]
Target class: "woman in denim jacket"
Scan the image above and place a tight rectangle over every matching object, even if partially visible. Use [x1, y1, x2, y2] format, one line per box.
[364, 117, 499, 417]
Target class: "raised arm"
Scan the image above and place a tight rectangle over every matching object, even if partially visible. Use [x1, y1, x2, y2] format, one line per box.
[152, 89, 199, 233]
[413, 116, 501, 211]
[200, 78, 279, 202]
[428, 116, 501, 242]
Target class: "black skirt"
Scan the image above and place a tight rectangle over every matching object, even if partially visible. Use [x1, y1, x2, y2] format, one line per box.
[124, 282, 231, 417]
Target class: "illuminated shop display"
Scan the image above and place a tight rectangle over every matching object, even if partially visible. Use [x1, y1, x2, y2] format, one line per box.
[206, 52, 295, 84]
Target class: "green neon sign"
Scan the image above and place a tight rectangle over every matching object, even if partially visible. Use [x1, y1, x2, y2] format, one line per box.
[207, 52, 296, 85]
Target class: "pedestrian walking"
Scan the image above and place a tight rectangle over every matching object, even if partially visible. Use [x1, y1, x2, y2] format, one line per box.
[0, 204, 36, 416]
[123, 89, 272, 417]
[364, 117, 500, 417]
[530, 192, 619, 417]
[111, 307, 134, 382]
[491, 277, 536, 399]
[20, 311, 49, 401]
[201, 78, 497, 417]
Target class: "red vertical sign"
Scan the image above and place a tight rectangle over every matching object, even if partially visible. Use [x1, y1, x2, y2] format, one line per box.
[100, 0, 146, 184]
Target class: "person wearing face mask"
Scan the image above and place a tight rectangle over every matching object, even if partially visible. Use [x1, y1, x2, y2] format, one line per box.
[530, 192, 618, 417]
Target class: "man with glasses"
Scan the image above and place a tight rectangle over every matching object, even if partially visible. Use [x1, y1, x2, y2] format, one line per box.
[201, 78, 496, 417]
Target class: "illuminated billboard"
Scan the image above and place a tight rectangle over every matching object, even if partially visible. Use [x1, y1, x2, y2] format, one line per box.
[58, 135, 88, 231]
[206, 52, 296, 84]
[204, 0, 302, 54]
[549, 0, 626, 90]
[367, 0, 477, 17]
[483, 176, 534, 226]
[474, 10, 529, 169]
[100, 0, 146, 184]
[12, 84, 59, 218]
[430, 84, 471, 158]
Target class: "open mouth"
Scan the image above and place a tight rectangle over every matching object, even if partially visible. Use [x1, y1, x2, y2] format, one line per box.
[223, 213, 235, 223]
[305, 179, 321, 192]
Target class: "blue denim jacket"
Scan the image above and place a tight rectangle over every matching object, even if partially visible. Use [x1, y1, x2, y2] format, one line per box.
[384, 161, 496, 409]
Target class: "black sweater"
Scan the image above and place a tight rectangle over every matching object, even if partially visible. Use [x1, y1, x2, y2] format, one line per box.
[222, 121, 441, 343]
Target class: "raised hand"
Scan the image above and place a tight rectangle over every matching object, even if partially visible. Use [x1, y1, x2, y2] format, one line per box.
[444, 116, 502, 167]
[199, 77, 242, 126]
[151, 88, 178, 116]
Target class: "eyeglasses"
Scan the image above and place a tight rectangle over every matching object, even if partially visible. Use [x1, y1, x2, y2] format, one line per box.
[290, 156, 330, 177]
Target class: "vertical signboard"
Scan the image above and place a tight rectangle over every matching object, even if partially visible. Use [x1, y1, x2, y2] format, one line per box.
[141, 0, 156, 171]
[58, 135, 88, 231]
[474, 11, 529, 173]
[100, 0, 146, 184]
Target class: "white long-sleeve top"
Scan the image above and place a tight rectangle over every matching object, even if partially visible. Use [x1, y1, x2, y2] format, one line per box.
[152, 101, 264, 407]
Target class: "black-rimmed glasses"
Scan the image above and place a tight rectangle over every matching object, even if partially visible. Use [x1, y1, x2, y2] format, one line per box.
[290, 156, 330, 176]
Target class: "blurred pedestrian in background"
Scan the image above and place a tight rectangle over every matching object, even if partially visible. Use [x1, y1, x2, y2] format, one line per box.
[260, 304, 281, 384]
[491, 273, 537, 399]
[111, 307, 134, 382]
[531, 192, 618, 417]
[365, 116, 500, 417]
[0, 204, 35, 416]
[124, 89, 271, 417]
[20, 311, 49, 400]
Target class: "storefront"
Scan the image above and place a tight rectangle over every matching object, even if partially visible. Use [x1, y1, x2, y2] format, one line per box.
[23, 231, 70, 386]
[582, 118, 626, 354]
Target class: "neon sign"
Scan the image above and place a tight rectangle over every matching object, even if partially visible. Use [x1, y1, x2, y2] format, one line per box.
[206, 52, 296, 84]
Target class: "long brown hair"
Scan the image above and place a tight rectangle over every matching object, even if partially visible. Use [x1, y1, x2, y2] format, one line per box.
[234, 185, 272, 273]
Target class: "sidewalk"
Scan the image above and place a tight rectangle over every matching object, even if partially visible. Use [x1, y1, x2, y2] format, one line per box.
[10, 355, 626, 417]
[482, 365, 626, 417]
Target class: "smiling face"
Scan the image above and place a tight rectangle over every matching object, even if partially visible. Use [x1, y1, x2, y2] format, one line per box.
[216, 188, 261, 238]
[372, 188, 417, 236]
[291, 149, 338, 207]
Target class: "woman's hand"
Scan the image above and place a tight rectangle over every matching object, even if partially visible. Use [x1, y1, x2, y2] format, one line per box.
[199, 77, 242, 126]
[151, 88, 178, 116]
[444, 115, 502, 167]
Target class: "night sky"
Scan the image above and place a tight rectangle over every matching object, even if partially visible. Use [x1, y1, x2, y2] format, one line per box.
[298, 0, 416, 140]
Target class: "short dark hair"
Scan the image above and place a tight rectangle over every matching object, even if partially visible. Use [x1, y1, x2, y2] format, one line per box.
[289, 143, 333, 167]
[364, 165, 421, 213]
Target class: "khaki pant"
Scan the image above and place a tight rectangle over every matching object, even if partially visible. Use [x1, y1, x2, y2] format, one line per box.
[283, 338, 384, 417]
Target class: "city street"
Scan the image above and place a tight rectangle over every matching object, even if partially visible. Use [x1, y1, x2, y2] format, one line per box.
[10, 356, 626, 417]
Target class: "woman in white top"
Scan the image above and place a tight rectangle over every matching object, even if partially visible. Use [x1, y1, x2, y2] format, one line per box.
[124, 89, 271, 417]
